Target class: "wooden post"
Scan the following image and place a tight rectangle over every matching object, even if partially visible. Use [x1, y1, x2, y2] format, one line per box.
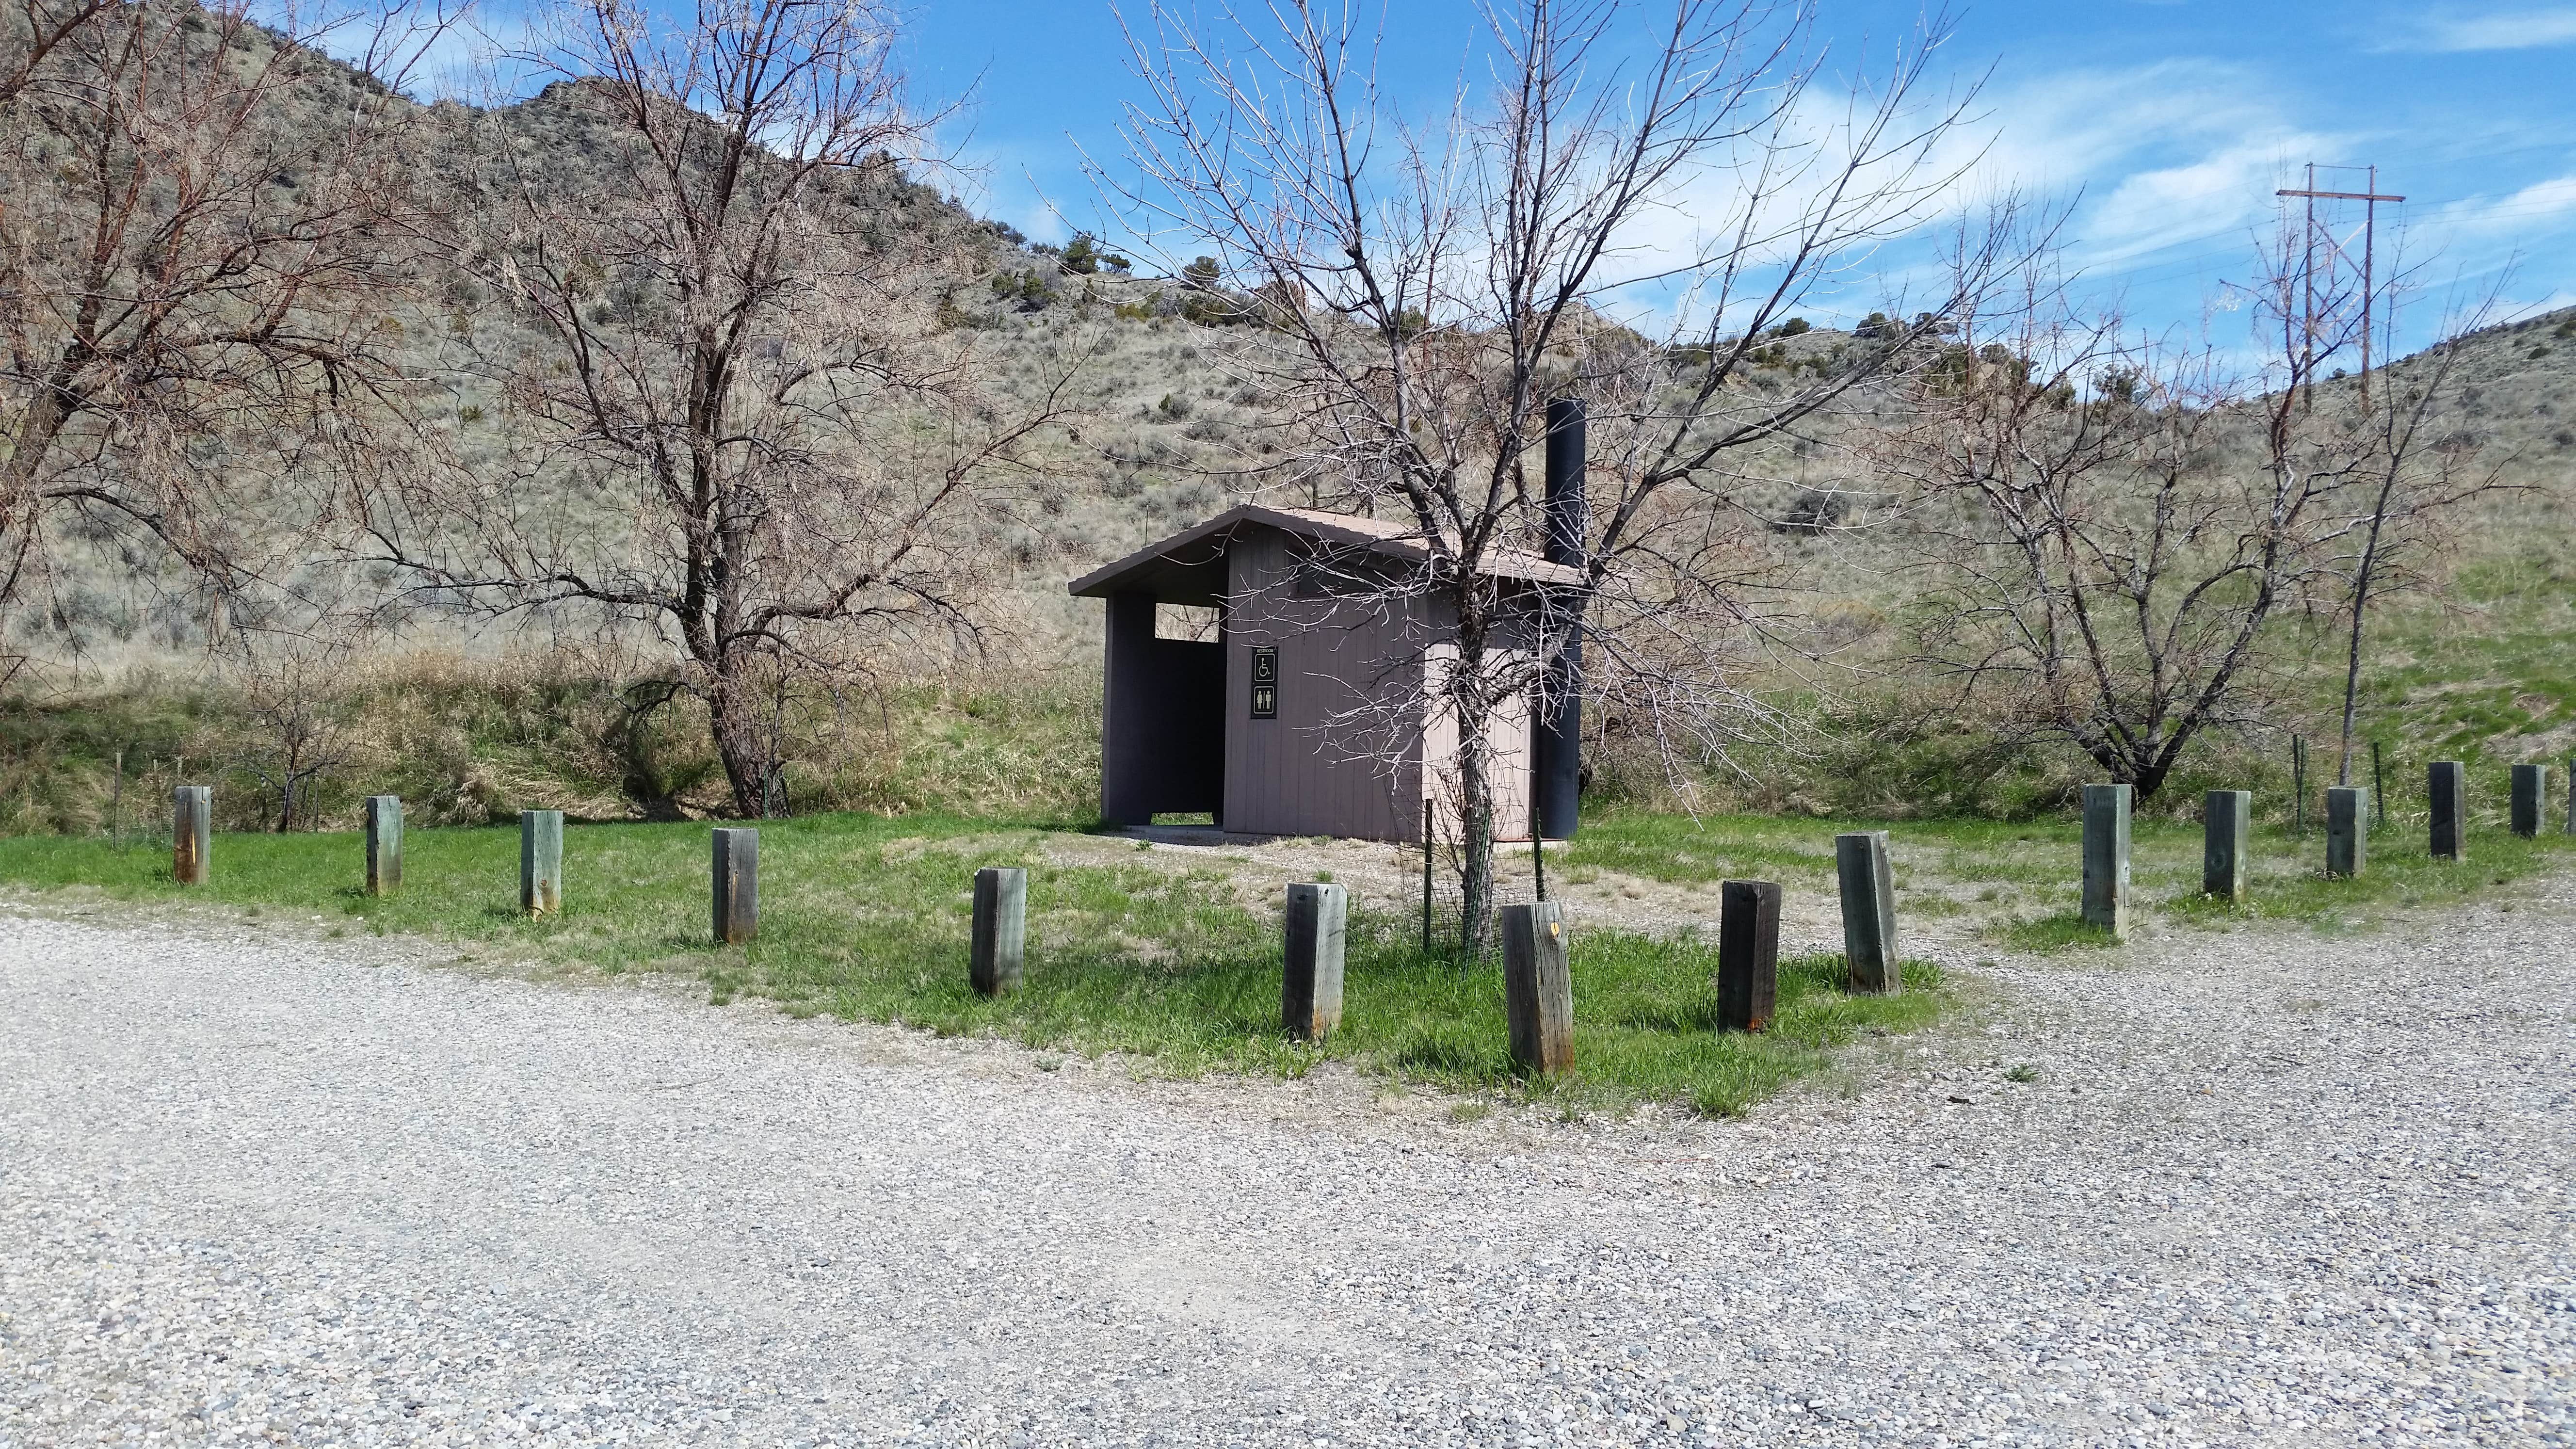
[2510, 764, 2547, 839]
[1717, 880, 1781, 1031]
[2203, 789, 2251, 902]
[971, 866, 1027, 996]
[1282, 882, 1347, 1041]
[2080, 784, 2132, 940]
[520, 809, 564, 915]
[2326, 787, 2367, 878]
[364, 795, 402, 897]
[1500, 901, 1571, 1074]
[712, 828, 758, 944]
[2429, 761, 2466, 862]
[2567, 755, 2575, 835]
[2370, 741, 2387, 826]
[1833, 832, 1899, 994]
[172, 785, 211, 886]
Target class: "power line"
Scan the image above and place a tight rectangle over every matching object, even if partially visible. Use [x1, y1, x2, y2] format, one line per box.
[2279, 163, 2404, 407]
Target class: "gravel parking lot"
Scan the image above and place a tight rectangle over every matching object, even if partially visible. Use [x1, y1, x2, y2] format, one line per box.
[1, 883, 2571, 1448]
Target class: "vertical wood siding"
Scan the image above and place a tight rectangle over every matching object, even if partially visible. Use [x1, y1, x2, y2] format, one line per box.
[1222, 529, 1427, 840]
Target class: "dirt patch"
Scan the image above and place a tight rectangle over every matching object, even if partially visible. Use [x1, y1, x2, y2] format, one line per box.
[1039, 827, 1946, 958]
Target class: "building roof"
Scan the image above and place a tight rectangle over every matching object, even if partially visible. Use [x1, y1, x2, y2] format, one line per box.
[1065, 503, 1583, 601]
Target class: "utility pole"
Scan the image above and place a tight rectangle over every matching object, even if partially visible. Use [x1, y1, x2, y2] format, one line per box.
[2277, 164, 2405, 409]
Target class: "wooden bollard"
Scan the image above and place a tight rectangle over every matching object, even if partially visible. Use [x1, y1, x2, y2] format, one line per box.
[2429, 761, 2466, 861]
[1717, 880, 1781, 1030]
[2511, 764, 2548, 839]
[970, 866, 1026, 996]
[2203, 789, 2251, 902]
[1282, 882, 1347, 1041]
[2080, 783, 2131, 940]
[172, 785, 211, 886]
[1500, 901, 1572, 1074]
[1834, 832, 1899, 994]
[712, 828, 758, 944]
[2326, 787, 2367, 878]
[519, 809, 564, 915]
[364, 795, 403, 897]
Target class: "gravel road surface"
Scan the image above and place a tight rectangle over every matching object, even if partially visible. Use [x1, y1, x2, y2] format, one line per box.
[2, 885, 2571, 1448]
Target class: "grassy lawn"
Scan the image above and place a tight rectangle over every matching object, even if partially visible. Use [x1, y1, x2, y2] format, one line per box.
[1569, 804, 2576, 950]
[0, 811, 1940, 1118]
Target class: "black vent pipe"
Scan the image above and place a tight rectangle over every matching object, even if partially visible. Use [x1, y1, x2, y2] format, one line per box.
[1537, 398, 1585, 840]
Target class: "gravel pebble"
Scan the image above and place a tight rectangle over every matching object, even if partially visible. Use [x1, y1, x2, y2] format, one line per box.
[1, 882, 2571, 1447]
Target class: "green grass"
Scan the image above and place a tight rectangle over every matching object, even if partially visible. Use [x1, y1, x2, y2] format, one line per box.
[1998, 911, 2117, 952]
[2345, 550, 2576, 768]
[0, 811, 1945, 1117]
[1572, 804, 2576, 950]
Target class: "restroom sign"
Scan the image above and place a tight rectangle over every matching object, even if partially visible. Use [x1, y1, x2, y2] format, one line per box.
[1250, 646, 1278, 718]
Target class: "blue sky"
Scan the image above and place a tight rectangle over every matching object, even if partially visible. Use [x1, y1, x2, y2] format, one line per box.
[900, 0, 2576, 354]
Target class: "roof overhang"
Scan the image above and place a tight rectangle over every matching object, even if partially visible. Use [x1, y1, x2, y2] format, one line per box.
[1066, 503, 1583, 601]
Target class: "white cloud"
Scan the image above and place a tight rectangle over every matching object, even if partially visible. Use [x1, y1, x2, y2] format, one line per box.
[2430, 172, 2576, 236]
[1944, 62, 2339, 270]
[1571, 59, 2338, 330]
[2405, 6, 2576, 51]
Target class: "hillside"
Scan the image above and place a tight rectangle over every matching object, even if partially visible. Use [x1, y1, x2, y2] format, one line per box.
[2403, 306, 2576, 477]
[2, 4, 2569, 834]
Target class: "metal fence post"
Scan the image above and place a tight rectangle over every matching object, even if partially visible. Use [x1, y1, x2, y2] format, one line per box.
[1421, 798, 1433, 956]
[2293, 737, 2306, 835]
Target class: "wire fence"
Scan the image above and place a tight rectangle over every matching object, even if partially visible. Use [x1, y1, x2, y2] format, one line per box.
[2286, 736, 2570, 834]
[1414, 799, 1553, 962]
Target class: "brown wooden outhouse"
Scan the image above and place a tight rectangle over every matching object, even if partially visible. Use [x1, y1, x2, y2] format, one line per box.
[1068, 504, 1583, 842]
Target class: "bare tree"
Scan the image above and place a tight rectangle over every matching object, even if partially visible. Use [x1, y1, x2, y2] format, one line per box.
[0, 0, 119, 109]
[1880, 232, 2495, 803]
[231, 607, 378, 830]
[1112, 0, 2006, 950]
[1881, 283, 2255, 801]
[2322, 295, 2509, 786]
[0, 0, 451, 656]
[367, 0, 1089, 818]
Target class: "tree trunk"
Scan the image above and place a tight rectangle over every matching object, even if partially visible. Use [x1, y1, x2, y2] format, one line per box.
[1457, 733, 1495, 960]
[1450, 599, 1498, 961]
[2336, 593, 2371, 789]
[2078, 732, 2172, 804]
[2337, 498, 2394, 788]
[0, 380, 78, 555]
[707, 667, 768, 821]
[2130, 755, 2174, 805]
